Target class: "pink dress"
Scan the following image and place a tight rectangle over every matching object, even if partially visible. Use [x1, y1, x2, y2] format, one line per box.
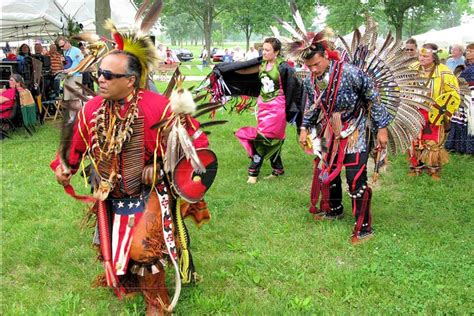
[235, 61, 287, 157]
[0, 88, 16, 119]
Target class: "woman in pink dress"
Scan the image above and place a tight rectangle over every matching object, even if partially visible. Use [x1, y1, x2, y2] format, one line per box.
[235, 38, 298, 184]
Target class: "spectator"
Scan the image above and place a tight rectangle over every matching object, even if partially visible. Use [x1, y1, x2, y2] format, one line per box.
[34, 43, 43, 56]
[18, 44, 31, 57]
[201, 46, 209, 67]
[245, 46, 259, 60]
[222, 48, 233, 62]
[445, 42, 474, 154]
[157, 44, 167, 62]
[57, 36, 84, 122]
[0, 74, 25, 119]
[78, 42, 94, 91]
[165, 47, 179, 64]
[233, 47, 245, 62]
[47, 43, 64, 98]
[48, 43, 64, 76]
[405, 38, 418, 58]
[446, 44, 465, 71]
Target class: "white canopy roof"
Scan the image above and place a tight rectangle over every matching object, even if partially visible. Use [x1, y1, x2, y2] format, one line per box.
[412, 22, 474, 47]
[0, 0, 138, 42]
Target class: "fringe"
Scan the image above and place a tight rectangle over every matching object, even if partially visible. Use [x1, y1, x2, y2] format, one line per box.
[179, 200, 211, 228]
[419, 140, 450, 167]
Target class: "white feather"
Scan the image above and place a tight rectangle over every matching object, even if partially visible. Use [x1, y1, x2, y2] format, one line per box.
[170, 88, 196, 114]
[281, 21, 304, 41]
[270, 26, 281, 38]
[292, 8, 307, 38]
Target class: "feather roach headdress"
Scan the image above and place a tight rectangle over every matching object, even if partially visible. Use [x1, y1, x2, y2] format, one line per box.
[104, 0, 163, 88]
[272, 1, 339, 62]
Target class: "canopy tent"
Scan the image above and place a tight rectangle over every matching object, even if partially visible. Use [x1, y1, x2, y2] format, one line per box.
[412, 22, 474, 47]
[0, 0, 138, 42]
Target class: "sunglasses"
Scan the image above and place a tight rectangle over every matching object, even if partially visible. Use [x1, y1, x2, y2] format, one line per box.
[420, 47, 438, 54]
[98, 68, 132, 80]
[405, 48, 415, 52]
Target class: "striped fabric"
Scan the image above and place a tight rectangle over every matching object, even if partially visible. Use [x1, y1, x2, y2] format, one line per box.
[48, 52, 63, 74]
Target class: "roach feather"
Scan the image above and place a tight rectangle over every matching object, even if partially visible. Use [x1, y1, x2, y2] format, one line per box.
[199, 120, 228, 129]
[134, 0, 151, 23]
[196, 102, 220, 111]
[140, 0, 163, 34]
[150, 118, 171, 130]
[75, 81, 97, 97]
[59, 114, 77, 170]
[193, 104, 224, 118]
[64, 84, 89, 102]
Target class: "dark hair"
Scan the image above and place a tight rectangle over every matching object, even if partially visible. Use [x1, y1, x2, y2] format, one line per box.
[466, 43, 474, 50]
[453, 64, 465, 76]
[263, 37, 282, 54]
[303, 41, 326, 61]
[406, 38, 417, 47]
[10, 74, 26, 88]
[422, 43, 440, 65]
[18, 44, 31, 56]
[107, 50, 142, 89]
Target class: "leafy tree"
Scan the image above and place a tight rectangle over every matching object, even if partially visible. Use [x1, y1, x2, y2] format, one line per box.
[159, 0, 232, 63]
[322, 0, 470, 40]
[221, 0, 316, 51]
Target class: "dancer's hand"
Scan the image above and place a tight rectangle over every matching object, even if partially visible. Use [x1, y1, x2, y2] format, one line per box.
[299, 128, 308, 150]
[55, 165, 71, 187]
[377, 127, 388, 149]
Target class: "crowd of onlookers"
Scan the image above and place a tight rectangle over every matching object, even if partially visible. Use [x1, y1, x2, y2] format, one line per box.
[0, 36, 91, 137]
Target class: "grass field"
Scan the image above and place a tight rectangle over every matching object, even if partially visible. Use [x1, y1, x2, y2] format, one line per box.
[1, 103, 473, 314]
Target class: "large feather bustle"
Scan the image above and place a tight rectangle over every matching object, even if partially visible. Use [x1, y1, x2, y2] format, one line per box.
[349, 15, 436, 154]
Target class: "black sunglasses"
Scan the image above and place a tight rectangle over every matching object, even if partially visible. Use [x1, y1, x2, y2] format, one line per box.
[98, 68, 132, 80]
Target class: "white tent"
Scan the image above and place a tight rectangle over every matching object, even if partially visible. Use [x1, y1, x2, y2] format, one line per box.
[0, 0, 138, 42]
[412, 22, 474, 47]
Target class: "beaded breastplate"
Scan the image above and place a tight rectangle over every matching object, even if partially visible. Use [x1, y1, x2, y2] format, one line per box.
[90, 93, 145, 200]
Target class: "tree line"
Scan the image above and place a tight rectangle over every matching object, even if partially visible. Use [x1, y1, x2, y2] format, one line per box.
[128, 0, 472, 56]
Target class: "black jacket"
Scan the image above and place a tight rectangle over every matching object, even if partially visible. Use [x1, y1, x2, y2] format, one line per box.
[212, 57, 304, 125]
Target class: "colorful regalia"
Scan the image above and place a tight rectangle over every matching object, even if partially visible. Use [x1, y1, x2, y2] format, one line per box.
[51, 2, 220, 314]
[273, 6, 432, 243]
[409, 62, 461, 176]
[205, 55, 302, 181]
[236, 56, 293, 178]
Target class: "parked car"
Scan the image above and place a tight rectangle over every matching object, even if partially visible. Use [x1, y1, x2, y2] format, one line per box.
[212, 49, 226, 62]
[210, 47, 219, 57]
[173, 49, 194, 62]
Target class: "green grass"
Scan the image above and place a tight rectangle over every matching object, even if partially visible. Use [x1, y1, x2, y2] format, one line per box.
[1, 108, 473, 314]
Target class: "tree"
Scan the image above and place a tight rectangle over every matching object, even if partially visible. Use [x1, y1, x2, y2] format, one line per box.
[322, 0, 469, 40]
[161, 0, 232, 63]
[221, 0, 316, 51]
[95, 0, 111, 38]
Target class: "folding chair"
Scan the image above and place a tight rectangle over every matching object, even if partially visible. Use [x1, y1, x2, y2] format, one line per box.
[42, 98, 63, 120]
